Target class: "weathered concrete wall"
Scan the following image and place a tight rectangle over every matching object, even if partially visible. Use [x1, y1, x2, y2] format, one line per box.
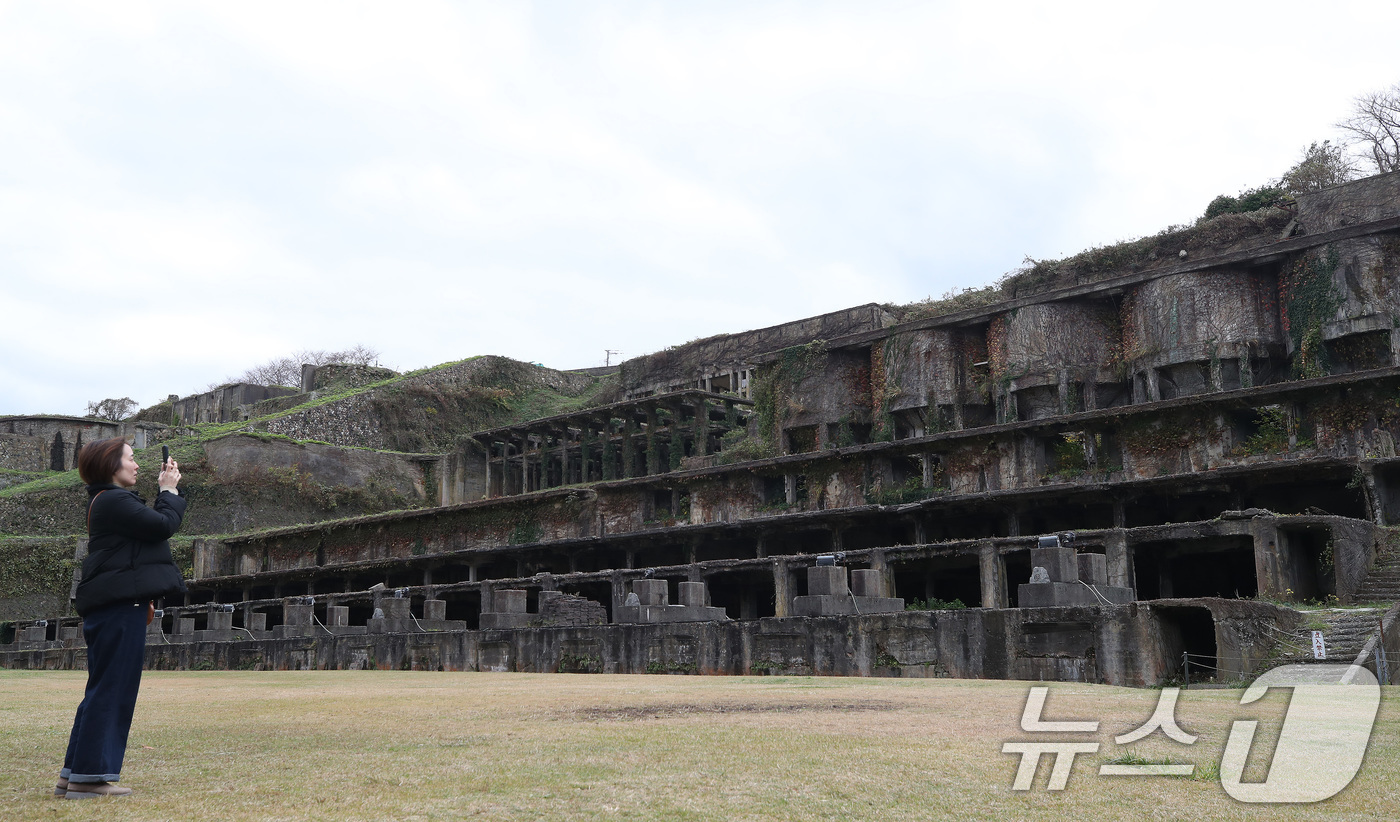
[172, 384, 301, 426]
[0, 600, 1295, 688]
[204, 434, 433, 503]
[1306, 235, 1400, 347]
[1294, 169, 1400, 234]
[0, 417, 121, 471]
[1125, 269, 1282, 375]
[620, 304, 892, 399]
[880, 328, 990, 428]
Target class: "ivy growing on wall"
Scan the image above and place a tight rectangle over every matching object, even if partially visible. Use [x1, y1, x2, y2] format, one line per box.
[1280, 247, 1342, 379]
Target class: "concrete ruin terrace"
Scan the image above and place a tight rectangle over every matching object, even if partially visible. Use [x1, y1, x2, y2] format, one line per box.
[5, 172, 1400, 685]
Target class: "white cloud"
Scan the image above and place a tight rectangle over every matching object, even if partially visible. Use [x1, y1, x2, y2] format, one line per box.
[2, 0, 1399, 414]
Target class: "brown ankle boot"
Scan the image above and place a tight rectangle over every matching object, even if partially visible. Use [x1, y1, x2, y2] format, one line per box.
[63, 781, 132, 798]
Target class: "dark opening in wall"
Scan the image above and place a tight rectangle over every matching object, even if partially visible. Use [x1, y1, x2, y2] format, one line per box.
[651, 489, 674, 518]
[1043, 432, 1089, 478]
[1022, 501, 1114, 534]
[924, 511, 1002, 541]
[793, 474, 809, 505]
[1279, 527, 1335, 602]
[695, 535, 757, 562]
[890, 455, 923, 487]
[441, 593, 479, 628]
[250, 584, 278, 601]
[1241, 473, 1366, 518]
[785, 425, 818, 453]
[962, 404, 995, 428]
[765, 529, 832, 556]
[1132, 538, 1256, 599]
[1155, 606, 1217, 680]
[50, 432, 64, 471]
[1016, 385, 1059, 421]
[633, 543, 690, 569]
[761, 476, 786, 506]
[1327, 330, 1392, 374]
[1004, 551, 1032, 607]
[843, 520, 913, 550]
[891, 556, 981, 607]
[706, 568, 775, 620]
[892, 409, 924, 439]
[1123, 491, 1230, 527]
[1158, 362, 1210, 400]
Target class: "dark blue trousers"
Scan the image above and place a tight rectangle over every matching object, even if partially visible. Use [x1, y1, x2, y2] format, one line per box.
[62, 601, 148, 783]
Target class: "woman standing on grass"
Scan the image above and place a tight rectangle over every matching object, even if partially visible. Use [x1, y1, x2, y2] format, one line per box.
[57, 437, 186, 799]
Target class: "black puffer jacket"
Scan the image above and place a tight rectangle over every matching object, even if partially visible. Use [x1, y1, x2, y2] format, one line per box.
[74, 484, 188, 616]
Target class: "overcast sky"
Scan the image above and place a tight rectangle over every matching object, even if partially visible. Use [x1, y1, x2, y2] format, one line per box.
[2, 1, 1397, 416]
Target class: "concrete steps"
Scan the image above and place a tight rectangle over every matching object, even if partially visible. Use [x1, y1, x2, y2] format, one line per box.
[1273, 608, 1387, 664]
[1352, 547, 1400, 603]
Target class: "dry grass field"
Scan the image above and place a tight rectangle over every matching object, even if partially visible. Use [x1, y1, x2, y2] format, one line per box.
[1, 670, 1395, 821]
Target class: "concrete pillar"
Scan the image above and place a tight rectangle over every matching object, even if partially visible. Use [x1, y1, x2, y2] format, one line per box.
[484, 442, 495, 501]
[558, 430, 568, 486]
[423, 599, 446, 621]
[773, 558, 792, 618]
[623, 415, 637, 479]
[1105, 530, 1133, 593]
[868, 549, 893, 598]
[1251, 515, 1286, 599]
[610, 571, 626, 623]
[694, 398, 710, 456]
[978, 541, 1007, 609]
[678, 581, 706, 607]
[645, 405, 660, 475]
[327, 605, 350, 627]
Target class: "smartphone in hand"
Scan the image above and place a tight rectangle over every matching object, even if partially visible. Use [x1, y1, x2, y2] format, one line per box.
[162, 445, 170, 466]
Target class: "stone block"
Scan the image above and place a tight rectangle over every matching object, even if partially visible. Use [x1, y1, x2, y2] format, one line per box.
[479, 612, 535, 630]
[381, 598, 411, 619]
[60, 627, 81, 642]
[327, 606, 350, 627]
[283, 602, 313, 626]
[176, 617, 196, 635]
[1030, 546, 1078, 583]
[807, 565, 849, 597]
[208, 610, 233, 632]
[850, 569, 883, 598]
[248, 612, 268, 632]
[1077, 553, 1108, 587]
[632, 579, 668, 607]
[495, 589, 529, 614]
[423, 599, 447, 621]
[19, 626, 45, 643]
[677, 582, 707, 607]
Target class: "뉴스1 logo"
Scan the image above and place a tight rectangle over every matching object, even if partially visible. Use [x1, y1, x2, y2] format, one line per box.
[1002, 663, 1381, 802]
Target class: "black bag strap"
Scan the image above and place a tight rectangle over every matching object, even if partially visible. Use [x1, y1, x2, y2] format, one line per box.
[86, 490, 108, 536]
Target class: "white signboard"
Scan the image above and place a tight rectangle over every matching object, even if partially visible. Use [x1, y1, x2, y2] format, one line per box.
[1312, 631, 1327, 660]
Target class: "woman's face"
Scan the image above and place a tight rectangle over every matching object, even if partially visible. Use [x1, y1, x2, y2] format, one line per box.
[112, 444, 139, 488]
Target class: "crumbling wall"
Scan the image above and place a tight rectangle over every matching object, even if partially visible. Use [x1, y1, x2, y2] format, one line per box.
[172, 384, 301, 426]
[0, 417, 122, 471]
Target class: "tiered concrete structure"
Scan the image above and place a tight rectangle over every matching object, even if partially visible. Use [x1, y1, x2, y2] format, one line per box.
[7, 171, 1400, 685]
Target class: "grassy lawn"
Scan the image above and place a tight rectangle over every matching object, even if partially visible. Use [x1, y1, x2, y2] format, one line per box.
[1, 671, 1395, 821]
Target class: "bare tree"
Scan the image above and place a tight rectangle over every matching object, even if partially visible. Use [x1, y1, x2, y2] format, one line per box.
[226, 346, 383, 388]
[86, 397, 138, 421]
[1337, 83, 1400, 173]
[1279, 140, 1357, 193]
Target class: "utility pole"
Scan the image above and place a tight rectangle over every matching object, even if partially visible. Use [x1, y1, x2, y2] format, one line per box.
[605, 350, 621, 367]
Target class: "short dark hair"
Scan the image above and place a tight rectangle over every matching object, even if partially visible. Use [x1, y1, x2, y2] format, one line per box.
[77, 437, 128, 485]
